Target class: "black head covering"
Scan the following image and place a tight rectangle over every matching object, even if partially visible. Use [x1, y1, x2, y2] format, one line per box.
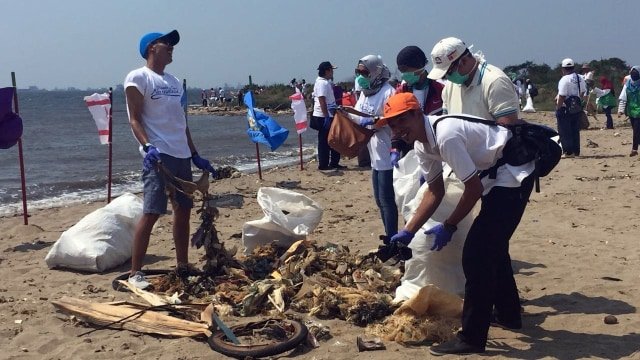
[396, 46, 427, 68]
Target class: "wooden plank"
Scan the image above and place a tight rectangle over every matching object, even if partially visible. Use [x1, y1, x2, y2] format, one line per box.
[52, 296, 208, 337]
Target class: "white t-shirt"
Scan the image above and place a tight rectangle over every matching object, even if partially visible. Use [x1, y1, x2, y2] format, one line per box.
[354, 82, 395, 170]
[442, 60, 520, 121]
[558, 73, 587, 97]
[312, 77, 336, 117]
[124, 66, 191, 159]
[414, 114, 534, 195]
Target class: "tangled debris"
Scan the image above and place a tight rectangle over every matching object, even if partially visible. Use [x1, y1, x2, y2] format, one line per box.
[147, 239, 402, 325]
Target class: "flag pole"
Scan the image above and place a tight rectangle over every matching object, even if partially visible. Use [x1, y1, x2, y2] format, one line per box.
[249, 75, 263, 180]
[107, 87, 113, 203]
[11, 72, 28, 225]
[298, 133, 303, 170]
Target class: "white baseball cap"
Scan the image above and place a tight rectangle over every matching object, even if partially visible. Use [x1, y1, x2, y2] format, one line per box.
[427, 37, 468, 80]
[561, 58, 575, 68]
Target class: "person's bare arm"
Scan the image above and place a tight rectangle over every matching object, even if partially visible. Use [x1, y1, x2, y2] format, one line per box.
[495, 113, 522, 125]
[318, 96, 329, 117]
[125, 86, 150, 145]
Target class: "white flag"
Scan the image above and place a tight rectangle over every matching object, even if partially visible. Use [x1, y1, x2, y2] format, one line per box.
[289, 89, 308, 134]
[83, 93, 111, 144]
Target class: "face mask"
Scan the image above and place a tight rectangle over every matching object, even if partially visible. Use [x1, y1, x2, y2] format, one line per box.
[401, 69, 423, 86]
[356, 75, 370, 89]
[446, 58, 475, 85]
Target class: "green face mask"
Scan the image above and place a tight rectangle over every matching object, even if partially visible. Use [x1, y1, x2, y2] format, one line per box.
[401, 70, 422, 86]
[446, 70, 469, 85]
[356, 75, 370, 89]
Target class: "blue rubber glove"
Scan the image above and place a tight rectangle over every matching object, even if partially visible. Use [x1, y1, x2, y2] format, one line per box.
[323, 115, 332, 130]
[359, 117, 374, 127]
[419, 174, 426, 186]
[390, 229, 415, 246]
[390, 149, 400, 168]
[425, 223, 456, 251]
[143, 145, 161, 171]
[192, 153, 217, 177]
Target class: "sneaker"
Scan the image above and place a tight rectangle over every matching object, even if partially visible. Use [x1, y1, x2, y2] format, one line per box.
[630, 150, 638, 157]
[128, 271, 151, 290]
[430, 338, 485, 356]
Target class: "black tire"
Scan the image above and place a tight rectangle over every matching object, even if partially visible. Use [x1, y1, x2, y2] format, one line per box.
[111, 269, 172, 292]
[207, 319, 308, 359]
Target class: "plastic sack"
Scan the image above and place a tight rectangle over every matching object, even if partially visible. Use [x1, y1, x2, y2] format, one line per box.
[392, 151, 477, 302]
[522, 94, 536, 113]
[44, 193, 143, 272]
[242, 187, 323, 254]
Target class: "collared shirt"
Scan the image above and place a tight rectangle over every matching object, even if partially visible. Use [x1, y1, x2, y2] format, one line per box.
[414, 114, 534, 195]
[312, 76, 336, 117]
[442, 60, 520, 121]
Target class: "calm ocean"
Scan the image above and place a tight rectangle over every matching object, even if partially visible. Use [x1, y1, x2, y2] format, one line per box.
[0, 89, 316, 216]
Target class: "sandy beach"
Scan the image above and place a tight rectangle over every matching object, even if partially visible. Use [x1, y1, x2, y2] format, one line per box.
[1, 111, 639, 360]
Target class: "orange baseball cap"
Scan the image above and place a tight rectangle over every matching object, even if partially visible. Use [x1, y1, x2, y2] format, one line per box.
[376, 92, 421, 128]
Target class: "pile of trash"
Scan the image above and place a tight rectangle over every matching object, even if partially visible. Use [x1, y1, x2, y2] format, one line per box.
[146, 240, 403, 326]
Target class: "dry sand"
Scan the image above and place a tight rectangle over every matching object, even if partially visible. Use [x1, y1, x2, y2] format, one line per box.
[1, 111, 639, 359]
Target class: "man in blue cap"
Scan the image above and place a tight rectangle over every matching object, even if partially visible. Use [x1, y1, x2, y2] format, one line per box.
[124, 29, 217, 289]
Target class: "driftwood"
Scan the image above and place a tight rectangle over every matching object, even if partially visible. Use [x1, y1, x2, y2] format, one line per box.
[52, 296, 209, 338]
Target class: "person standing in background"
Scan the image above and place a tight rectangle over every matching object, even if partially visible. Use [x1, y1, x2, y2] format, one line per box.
[124, 29, 217, 289]
[312, 61, 343, 170]
[592, 76, 616, 129]
[395, 45, 444, 157]
[349, 55, 397, 239]
[618, 66, 640, 157]
[556, 58, 587, 158]
[427, 37, 520, 126]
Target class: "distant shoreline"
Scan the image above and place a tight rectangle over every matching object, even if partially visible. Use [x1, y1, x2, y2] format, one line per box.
[187, 105, 294, 116]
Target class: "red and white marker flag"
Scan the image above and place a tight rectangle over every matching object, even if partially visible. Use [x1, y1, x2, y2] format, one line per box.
[84, 93, 111, 144]
[289, 89, 308, 134]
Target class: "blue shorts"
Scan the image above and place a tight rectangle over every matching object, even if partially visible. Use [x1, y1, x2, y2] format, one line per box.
[142, 154, 193, 214]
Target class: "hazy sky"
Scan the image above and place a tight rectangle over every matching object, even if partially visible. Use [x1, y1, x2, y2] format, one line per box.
[2, 0, 637, 90]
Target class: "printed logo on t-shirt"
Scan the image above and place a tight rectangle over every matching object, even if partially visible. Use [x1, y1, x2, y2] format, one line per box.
[150, 86, 181, 100]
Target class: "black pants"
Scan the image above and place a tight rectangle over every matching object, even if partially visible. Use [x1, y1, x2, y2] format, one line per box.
[314, 116, 341, 168]
[458, 175, 535, 348]
[556, 110, 581, 156]
[630, 117, 640, 151]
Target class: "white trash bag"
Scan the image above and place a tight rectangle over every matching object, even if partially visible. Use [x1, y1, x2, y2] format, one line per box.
[393, 151, 477, 302]
[45, 193, 143, 272]
[242, 187, 323, 254]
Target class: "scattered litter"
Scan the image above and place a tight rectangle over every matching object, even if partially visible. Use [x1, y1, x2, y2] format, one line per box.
[356, 336, 385, 352]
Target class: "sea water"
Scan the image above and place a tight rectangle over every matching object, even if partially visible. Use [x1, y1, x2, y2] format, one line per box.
[0, 89, 317, 216]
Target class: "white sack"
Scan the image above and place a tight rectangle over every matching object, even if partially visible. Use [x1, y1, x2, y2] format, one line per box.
[393, 151, 477, 302]
[522, 94, 536, 113]
[45, 193, 143, 272]
[242, 187, 323, 254]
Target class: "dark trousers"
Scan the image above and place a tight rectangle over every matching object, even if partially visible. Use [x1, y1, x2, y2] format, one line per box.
[372, 169, 398, 237]
[631, 117, 640, 151]
[603, 106, 614, 129]
[458, 175, 534, 348]
[556, 110, 581, 155]
[314, 116, 341, 168]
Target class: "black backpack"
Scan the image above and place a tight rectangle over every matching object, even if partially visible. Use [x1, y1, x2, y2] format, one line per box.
[528, 84, 538, 97]
[433, 115, 561, 193]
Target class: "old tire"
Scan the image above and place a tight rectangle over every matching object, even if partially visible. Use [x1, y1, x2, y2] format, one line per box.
[207, 319, 308, 359]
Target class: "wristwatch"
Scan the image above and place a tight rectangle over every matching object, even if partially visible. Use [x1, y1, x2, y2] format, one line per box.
[443, 221, 458, 233]
[142, 143, 153, 153]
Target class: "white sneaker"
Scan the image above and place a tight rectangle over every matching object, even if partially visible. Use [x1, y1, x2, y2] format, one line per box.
[128, 271, 151, 290]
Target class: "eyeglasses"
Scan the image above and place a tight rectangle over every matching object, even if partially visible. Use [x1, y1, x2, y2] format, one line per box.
[446, 57, 462, 76]
[355, 68, 370, 77]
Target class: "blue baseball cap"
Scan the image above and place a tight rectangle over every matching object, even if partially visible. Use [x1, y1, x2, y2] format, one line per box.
[139, 30, 180, 59]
